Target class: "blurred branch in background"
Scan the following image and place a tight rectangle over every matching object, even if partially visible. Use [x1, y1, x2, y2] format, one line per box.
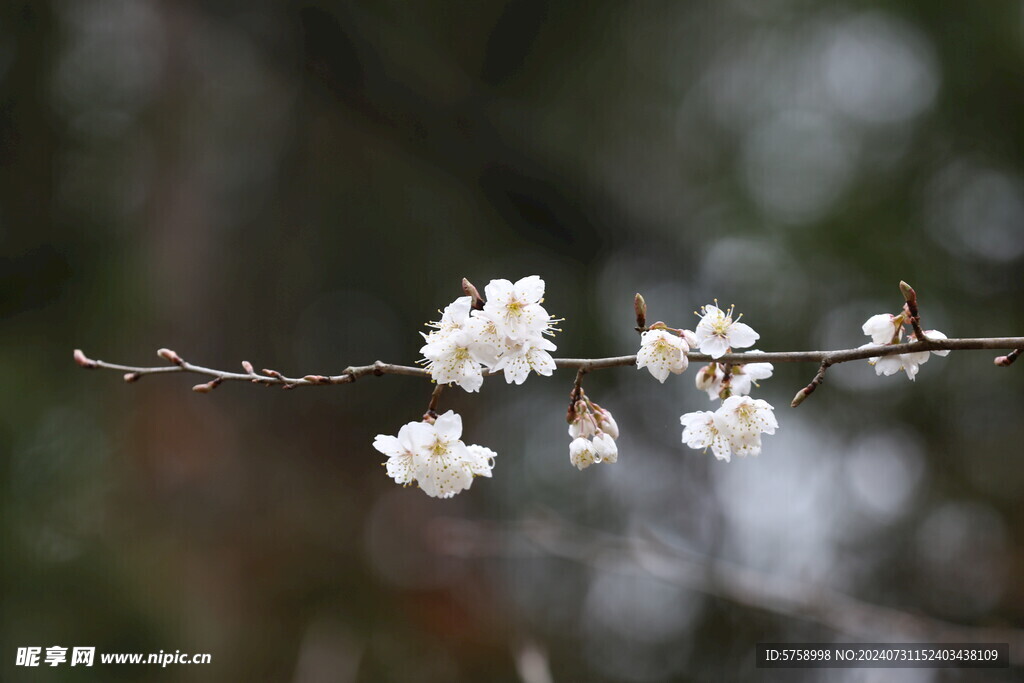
[434, 511, 1024, 667]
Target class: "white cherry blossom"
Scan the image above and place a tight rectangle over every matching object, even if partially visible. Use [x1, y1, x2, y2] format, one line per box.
[420, 329, 494, 392]
[716, 395, 777, 456]
[569, 437, 599, 470]
[694, 304, 759, 359]
[682, 396, 777, 462]
[636, 329, 689, 383]
[860, 326, 950, 381]
[680, 410, 733, 461]
[869, 347, 931, 380]
[730, 355, 774, 397]
[372, 421, 433, 485]
[482, 276, 552, 340]
[491, 337, 557, 385]
[412, 411, 477, 498]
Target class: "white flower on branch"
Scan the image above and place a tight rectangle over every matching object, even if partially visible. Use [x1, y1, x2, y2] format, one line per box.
[636, 329, 689, 382]
[694, 304, 759, 359]
[716, 395, 778, 456]
[860, 313, 950, 381]
[372, 421, 432, 486]
[491, 337, 557, 385]
[680, 410, 733, 461]
[567, 396, 620, 469]
[420, 277, 560, 390]
[681, 396, 777, 462]
[372, 410, 495, 498]
[569, 433, 617, 470]
[729, 355, 774, 397]
[482, 275, 556, 340]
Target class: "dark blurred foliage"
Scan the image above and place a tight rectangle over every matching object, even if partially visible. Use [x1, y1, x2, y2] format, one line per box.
[1, 1, 1023, 681]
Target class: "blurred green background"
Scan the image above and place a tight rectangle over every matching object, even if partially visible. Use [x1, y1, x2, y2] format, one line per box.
[2, 1, 1023, 681]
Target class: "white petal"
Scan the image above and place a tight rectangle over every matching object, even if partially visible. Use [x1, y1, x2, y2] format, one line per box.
[465, 444, 497, 477]
[873, 355, 904, 376]
[433, 410, 462, 442]
[924, 329, 950, 356]
[862, 313, 896, 344]
[727, 322, 759, 348]
[700, 336, 730, 359]
[372, 435, 403, 458]
[513, 275, 545, 303]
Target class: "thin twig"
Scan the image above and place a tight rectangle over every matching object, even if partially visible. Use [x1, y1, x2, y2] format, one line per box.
[790, 360, 831, 407]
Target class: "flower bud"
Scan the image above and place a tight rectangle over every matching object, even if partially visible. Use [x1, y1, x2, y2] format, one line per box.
[899, 280, 917, 307]
[568, 410, 598, 439]
[158, 348, 183, 365]
[73, 349, 97, 369]
[695, 364, 719, 392]
[634, 293, 647, 329]
[462, 277, 484, 309]
[594, 406, 619, 440]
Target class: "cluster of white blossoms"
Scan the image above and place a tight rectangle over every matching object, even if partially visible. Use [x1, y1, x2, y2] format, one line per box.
[566, 394, 619, 470]
[371, 284, 964, 497]
[681, 396, 778, 462]
[372, 410, 496, 498]
[860, 312, 949, 381]
[636, 303, 779, 462]
[419, 276, 560, 391]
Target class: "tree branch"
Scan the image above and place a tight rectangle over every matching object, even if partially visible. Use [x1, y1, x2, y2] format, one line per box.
[74, 336, 1024, 396]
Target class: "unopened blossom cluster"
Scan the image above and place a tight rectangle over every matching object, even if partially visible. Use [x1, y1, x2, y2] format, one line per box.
[637, 303, 779, 462]
[860, 312, 949, 380]
[566, 391, 620, 470]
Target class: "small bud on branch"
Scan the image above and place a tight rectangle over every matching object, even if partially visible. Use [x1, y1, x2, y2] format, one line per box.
[158, 348, 183, 365]
[995, 349, 1021, 367]
[73, 349, 97, 369]
[634, 293, 647, 331]
[462, 278, 485, 310]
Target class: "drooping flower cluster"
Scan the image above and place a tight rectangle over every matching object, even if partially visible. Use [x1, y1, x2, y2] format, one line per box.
[420, 276, 560, 390]
[372, 410, 496, 498]
[860, 313, 949, 381]
[681, 396, 778, 462]
[566, 392, 619, 470]
[635, 302, 779, 461]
